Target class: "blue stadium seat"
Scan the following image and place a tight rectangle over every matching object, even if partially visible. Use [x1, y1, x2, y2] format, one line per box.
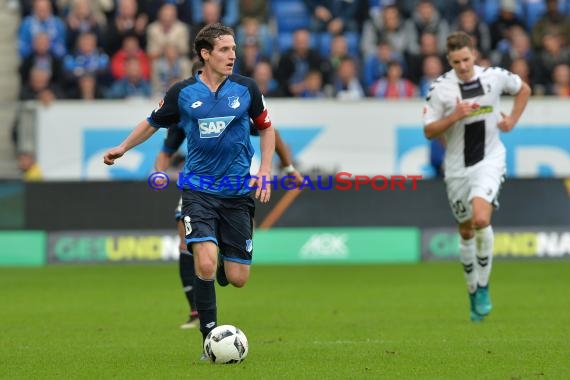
[344, 31, 361, 58]
[277, 32, 294, 52]
[523, 1, 546, 31]
[271, 0, 311, 33]
[317, 32, 333, 56]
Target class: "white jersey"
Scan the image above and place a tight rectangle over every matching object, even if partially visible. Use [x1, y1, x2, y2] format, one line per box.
[423, 65, 522, 178]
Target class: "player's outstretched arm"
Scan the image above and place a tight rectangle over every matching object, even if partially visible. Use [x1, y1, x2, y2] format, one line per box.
[274, 129, 303, 185]
[103, 120, 158, 165]
[498, 82, 531, 133]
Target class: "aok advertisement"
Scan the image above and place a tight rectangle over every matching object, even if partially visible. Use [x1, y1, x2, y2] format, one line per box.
[423, 227, 570, 260]
[47, 228, 420, 265]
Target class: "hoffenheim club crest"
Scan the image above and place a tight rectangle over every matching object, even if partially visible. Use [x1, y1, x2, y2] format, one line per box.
[228, 96, 240, 109]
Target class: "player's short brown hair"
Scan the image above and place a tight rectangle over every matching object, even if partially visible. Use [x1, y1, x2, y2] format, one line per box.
[446, 31, 475, 53]
[194, 23, 235, 63]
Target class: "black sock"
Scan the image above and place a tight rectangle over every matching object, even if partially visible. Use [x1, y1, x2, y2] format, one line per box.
[179, 251, 196, 313]
[194, 276, 217, 341]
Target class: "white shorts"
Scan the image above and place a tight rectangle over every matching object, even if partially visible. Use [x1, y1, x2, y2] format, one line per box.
[445, 163, 505, 223]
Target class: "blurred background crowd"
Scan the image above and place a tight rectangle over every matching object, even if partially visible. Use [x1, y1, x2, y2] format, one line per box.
[11, 0, 570, 102]
[6, 0, 570, 180]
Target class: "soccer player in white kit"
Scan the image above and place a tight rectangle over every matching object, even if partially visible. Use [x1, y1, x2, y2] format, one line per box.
[423, 31, 531, 321]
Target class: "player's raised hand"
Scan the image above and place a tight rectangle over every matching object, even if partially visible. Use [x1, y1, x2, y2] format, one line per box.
[498, 111, 515, 132]
[103, 146, 125, 165]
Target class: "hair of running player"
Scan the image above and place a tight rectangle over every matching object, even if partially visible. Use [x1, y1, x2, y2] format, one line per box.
[446, 31, 475, 53]
[194, 23, 235, 63]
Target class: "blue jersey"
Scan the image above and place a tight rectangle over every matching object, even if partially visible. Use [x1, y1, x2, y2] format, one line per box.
[161, 122, 259, 154]
[148, 73, 271, 197]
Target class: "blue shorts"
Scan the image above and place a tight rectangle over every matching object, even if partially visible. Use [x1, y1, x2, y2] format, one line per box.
[181, 190, 255, 265]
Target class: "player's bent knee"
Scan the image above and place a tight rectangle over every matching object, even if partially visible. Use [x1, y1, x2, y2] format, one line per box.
[472, 216, 490, 230]
[458, 223, 474, 240]
[226, 264, 250, 288]
[195, 259, 216, 279]
[229, 276, 248, 288]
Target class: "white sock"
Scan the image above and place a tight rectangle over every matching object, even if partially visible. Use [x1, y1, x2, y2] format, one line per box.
[460, 236, 477, 294]
[475, 225, 494, 287]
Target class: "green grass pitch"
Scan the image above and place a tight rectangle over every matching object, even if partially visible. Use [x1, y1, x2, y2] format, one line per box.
[1, 261, 569, 379]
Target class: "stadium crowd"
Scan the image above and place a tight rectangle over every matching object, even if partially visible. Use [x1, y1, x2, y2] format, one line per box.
[13, 0, 570, 101]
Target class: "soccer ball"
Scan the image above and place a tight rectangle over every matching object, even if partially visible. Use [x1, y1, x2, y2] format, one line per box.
[203, 325, 249, 364]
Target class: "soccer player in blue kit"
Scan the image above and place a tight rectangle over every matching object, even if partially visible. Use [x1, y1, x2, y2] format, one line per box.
[155, 124, 302, 330]
[103, 23, 276, 357]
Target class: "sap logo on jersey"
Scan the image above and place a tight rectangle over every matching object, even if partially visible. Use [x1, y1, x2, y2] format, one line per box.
[199, 116, 235, 138]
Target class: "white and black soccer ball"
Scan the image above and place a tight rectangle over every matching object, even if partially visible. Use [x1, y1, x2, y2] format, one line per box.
[203, 325, 249, 364]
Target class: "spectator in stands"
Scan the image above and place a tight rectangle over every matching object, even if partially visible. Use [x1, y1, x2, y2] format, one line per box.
[328, 34, 353, 71]
[407, 31, 447, 85]
[58, 0, 113, 23]
[105, 0, 148, 55]
[547, 62, 570, 96]
[192, 0, 238, 29]
[418, 54, 444, 98]
[235, 36, 265, 77]
[491, 25, 534, 71]
[238, 0, 269, 24]
[18, 152, 43, 181]
[405, 0, 449, 55]
[333, 55, 365, 100]
[145, 0, 193, 24]
[361, 38, 404, 90]
[18, 0, 58, 17]
[534, 29, 570, 88]
[304, 0, 360, 35]
[106, 57, 152, 98]
[190, 0, 224, 38]
[369, 60, 416, 98]
[151, 44, 193, 96]
[13, 67, 63, 151]
[64, 0, 106, 52]
[146, 3, 190, 61]
[299, 69, 328, 98]
[20, 66, 64, 105]
[275, 28, 332, 97]
[252, 59, 284, 97]
[489, 0, 526, 50]
[235, 16, 274, 60]
[18, 0, 66, 59]
[110, 33, 150, 80]
[509, 57, 539, 94]
[452, 7, 492, 56]
[19, 32, 64, 87]
[360, 4, 417, 58]
[62, 32, 110, 99]
[532, 0, 570, 49]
